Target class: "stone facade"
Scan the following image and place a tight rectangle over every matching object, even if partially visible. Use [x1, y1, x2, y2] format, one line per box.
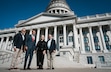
[0, 0, 111, 68]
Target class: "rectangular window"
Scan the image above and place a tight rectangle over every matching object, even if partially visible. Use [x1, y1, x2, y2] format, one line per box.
[87, 56, 93, 64]
[95, 45, 101, 51]
[69, 36, 73, 42]
[98, 56, 105, 63]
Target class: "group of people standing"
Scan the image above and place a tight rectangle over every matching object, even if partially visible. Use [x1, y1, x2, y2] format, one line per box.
[9, 28, 56, 70]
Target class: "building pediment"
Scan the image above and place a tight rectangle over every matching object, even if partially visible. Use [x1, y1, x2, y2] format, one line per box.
[15, 12, 72, 27]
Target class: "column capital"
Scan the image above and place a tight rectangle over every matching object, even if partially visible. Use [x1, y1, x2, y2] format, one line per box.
[54, 25, 57, 27]
[98, 25, 102, 28]
[79, 27, 83, 30]
[45, 26, 49, 28]
[63, 24, 66, 26]
[88, 26, 92, 28]
[37, 28, 40, 29]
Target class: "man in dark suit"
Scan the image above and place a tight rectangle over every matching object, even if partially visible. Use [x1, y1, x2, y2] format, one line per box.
[24, 30, 36, 70]
[9, 28, 26, 70]
[47, 34, 56, 69]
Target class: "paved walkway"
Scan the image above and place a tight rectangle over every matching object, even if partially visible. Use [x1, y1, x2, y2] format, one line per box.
[0, 68, 111, 72]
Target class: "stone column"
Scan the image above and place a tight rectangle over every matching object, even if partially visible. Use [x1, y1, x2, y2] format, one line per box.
[109, 24, 111, 32]
[4, 37, 9, 50]
[51, 10, 53, 13]
[36, 28, 40, 44]
[45, 27, 48, 41]
[60, 10, 62, 14]
[63, 10, 65, 14]
[108, 25, 111, 44]
[29, 29, 32, 34]
[79, 28, 85, 53]
[99, 26, 108, 52]
[55, 10, 57, 14]
[54, 26, 57, 41]
[73, 24, 79, 51]
[0, 37, 4, 49]
[97, 31, 104, 52]
[89, 27, 96, 53]
[63, 25, 67, 46]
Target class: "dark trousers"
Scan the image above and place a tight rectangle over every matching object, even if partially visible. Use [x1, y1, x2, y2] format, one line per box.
[37, 50, 44, 67]
[24, 49, 33, 68]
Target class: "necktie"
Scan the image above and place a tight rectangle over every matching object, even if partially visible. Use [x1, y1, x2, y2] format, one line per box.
[32, 35, 35, 42]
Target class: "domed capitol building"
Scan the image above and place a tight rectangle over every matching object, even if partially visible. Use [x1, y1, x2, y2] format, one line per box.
[0, 0, 111, 68]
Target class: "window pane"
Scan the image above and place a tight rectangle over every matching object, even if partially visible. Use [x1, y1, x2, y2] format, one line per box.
[69, 36, 73, 42]
[106, 43, 111, 50]
[104, 35, 109, 42]
[94, 36, 99, 43]
[60, 36, 63, 43]
[87, 56, 93, 64]
[84, 37, 88, 43]
[98, 56, 105, 63]
[95, 45, 101, 51]
[85, 46, 90, 51]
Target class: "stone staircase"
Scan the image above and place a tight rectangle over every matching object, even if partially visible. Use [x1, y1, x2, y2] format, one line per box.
[0, 50, 89, 68]
[0, 50, 13, 64]
[0, 50, 25, 68]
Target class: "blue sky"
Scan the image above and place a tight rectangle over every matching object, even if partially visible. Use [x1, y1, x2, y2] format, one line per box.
[0, 0, 111, 30]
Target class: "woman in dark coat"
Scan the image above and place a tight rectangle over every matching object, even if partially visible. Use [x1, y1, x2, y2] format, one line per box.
[36, 35, 47, 69]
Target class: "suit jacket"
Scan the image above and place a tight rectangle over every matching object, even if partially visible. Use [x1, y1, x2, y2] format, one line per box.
[25, 34, 36, 51]
[47, 39, 56, 53]
[13, 33, 25, 49]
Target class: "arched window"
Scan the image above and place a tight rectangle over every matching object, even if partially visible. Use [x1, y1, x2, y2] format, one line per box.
[84, 37, 89, 43]
[95, 45, 100, 51]
[93, 36, 99, 43]
[85, 46, 90, 51]
[104, 35, 109, 42]
[106, 43, 111, 50]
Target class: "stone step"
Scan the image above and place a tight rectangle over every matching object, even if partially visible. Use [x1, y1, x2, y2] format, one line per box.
[0, 53, 89, 68]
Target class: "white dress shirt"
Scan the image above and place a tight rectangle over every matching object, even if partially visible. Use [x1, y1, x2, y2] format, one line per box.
[21, 33, 25, 40]
[47, 39, 52, 49]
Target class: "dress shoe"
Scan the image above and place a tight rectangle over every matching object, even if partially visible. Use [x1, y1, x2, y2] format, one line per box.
[8, 68, 14, 70]
[52, 68, 54, 69]
[47, 68, 51, 70]
[14, 68, 18, 69]
[37, 67, 40, 69]
[40, 68, 43, 69]
[23, 68, 26, 70]
[27, 68, 31, 70]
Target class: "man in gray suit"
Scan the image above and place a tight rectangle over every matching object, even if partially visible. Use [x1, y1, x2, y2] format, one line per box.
[24, 30, 36, 70]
